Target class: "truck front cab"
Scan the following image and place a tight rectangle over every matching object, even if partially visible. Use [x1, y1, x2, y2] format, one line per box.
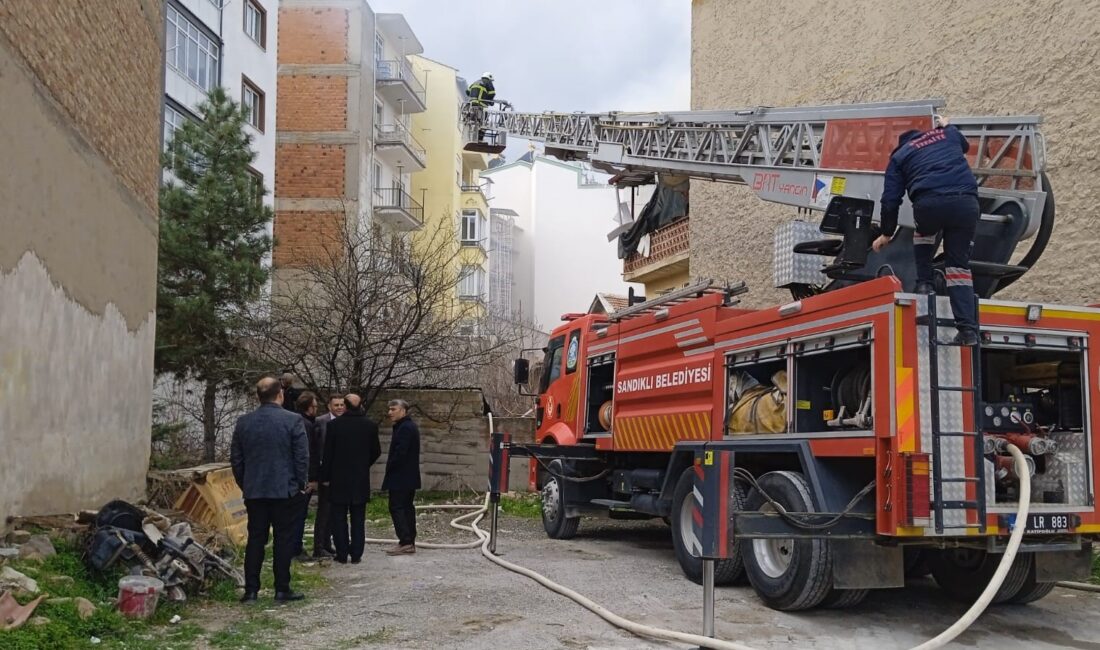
[529, 313, 607, 447]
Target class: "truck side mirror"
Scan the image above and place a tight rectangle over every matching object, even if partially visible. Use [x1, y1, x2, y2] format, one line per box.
[513, 358, 530, 385]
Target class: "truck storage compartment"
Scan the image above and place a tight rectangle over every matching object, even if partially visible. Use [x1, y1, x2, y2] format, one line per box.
[791, 338, 872, 433]
[585, 354, 615, 434]
[980, 341, 1090, 508]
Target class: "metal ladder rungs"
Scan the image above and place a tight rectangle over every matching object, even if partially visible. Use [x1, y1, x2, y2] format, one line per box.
[938, 431, 979, 437]
[935, 386, 978, 393]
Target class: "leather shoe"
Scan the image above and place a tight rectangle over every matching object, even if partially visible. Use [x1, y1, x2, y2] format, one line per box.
[239, 591, 258, 603]
[333, 556, 348, 564]
[274, 591, 305, 603]
[386, 544, 416, 556]
[312, 550, 334, 559]
[350, 558, 362, 564]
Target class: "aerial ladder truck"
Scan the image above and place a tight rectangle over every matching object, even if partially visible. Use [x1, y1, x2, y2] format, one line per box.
[467, 99, 1099, 612]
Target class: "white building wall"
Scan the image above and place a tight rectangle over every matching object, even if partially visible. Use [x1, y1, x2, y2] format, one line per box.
[483, 156, 638, 332]
[163, 0, 278, 217]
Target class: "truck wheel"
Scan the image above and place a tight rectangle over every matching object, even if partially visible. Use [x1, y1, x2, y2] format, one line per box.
[904, 548, 932, 579]
[670, 468, 745, 585]
[1005, 561, 1057, 605]
[819, 588, 869, 609]
[541, 461, 579, 540]
[742, 471, 833, 611]
[930, 549, 1031, 603]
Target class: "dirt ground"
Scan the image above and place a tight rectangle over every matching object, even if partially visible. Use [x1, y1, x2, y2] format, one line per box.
[198, 511, 1100, 650]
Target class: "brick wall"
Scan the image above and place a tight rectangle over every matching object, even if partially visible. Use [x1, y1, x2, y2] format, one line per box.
[273, 211, 344, 267]
[277, 76, 348, 132]
[278, 7, 349, 64]
[275, 143, 346, 198]
[691, 0, 1100, 307]
[0, 0, 163, 212]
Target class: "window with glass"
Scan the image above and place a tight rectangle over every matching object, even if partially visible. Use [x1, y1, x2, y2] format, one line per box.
[461, 210, 480, 244]
[163, 105, 187, 149]
[242, 77, 264, 131]
[244, 0, 266, 47]
[373, 162, 383, 196]
[246, 167, 264, 207]
[458, 266, 484, 298]
[166, 5, 220, 91]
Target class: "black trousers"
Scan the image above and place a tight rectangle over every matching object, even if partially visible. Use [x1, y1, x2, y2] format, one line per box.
[312, 485, 334, 556]
[332, 501, 367, 561]
[912, 193, 980, 332]
[388, 489, 417, 546]
[244, 495, 302, 593]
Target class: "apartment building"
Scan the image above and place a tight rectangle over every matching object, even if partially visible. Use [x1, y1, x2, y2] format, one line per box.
[163, 0, 279, 207]
[274, 3, 427, 270]
[410, 57, 490, 312]
[483, 154, 637, 331]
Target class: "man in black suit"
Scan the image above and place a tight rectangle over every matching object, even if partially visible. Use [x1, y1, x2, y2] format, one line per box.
[319, 393, 381, 564]
[309, 394, 345, 558]
[382, 399, 421, 556]
[230, 376, 310, 603]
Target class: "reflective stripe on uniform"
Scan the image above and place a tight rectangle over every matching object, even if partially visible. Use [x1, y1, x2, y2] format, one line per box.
[945, 266, 973, 287]
[913, 232, 937, 246]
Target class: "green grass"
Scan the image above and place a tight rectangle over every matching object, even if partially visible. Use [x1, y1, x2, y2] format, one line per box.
[1090, 550, 1100, 585]
[208, 613, 287, 650]
[0, 533, 326, 650]
[500, 492, 542, 519]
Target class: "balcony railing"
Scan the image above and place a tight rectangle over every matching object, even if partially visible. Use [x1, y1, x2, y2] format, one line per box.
[623, 218, 690, 274]
[375, 124, 427, 167]
[460, 184, 488, 203]
[373, 187, 424, 228]
[376, 59, 426, 102]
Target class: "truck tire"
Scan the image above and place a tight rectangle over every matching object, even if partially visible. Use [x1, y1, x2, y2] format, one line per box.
[819, 588, 869, 609]
[541, 460, 580, 540]
[1005, 565, 1057, 605]
[742, 471, 833, 611]
[670, 468, 745, 585]
[930, 549, 1031, 603]
[904, 548, 932, 579]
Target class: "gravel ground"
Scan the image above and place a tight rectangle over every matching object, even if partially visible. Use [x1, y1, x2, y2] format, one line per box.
[213, 511, 1100, 650]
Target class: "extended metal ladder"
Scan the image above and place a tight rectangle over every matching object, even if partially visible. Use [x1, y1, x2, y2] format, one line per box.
[606, 279, 747, 322]
[924, 294, 987, 534]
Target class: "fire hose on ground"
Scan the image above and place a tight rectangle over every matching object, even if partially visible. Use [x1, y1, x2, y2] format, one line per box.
[357, 441, 1038, 649]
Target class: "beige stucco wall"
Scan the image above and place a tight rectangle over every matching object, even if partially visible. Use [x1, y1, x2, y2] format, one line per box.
[691, 0, 1100, 307]
[0, 2, 162, 522]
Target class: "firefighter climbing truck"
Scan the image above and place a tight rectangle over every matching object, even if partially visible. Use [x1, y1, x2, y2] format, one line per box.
[468, 99, 1100, 610]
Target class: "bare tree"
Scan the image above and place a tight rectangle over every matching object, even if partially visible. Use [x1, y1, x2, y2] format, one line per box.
[252, 216, 517, 410]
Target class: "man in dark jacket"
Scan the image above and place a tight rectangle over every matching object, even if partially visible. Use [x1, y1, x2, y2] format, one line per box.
[230, 376, 310, 603]
[290, 391, 319, 560]
[467, 72, 496, 107]
[309, 394, 345, 558]
[873, 115, 980, 345]
[319, 393, 381, 564]
[382, 399, 421, 555]
[280, 373, 302, 413]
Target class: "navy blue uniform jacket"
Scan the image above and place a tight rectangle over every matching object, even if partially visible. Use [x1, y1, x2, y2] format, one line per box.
[230, 402, 309, 499]
[879, 125, 977, 236]
[381, 416, 422, 491]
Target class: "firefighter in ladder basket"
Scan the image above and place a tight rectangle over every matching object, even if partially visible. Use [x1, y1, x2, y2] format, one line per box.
[872, 115, 980, 345]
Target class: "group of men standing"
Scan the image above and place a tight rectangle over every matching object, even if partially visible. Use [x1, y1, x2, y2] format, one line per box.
[230, 375, 421, 602]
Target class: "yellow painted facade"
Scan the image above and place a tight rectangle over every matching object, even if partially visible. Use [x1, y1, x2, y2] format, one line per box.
[410, 55, 488, 313]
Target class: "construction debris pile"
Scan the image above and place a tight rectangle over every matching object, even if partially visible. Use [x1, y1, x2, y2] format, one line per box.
[84, 499, 243, 603]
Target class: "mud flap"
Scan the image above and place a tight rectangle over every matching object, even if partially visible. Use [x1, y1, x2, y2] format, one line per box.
[831, 540, 904, 589]
[1034, 546, 1093, 582]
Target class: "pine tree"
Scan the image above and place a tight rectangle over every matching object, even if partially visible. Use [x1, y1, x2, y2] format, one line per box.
[157, 87, 272, 462]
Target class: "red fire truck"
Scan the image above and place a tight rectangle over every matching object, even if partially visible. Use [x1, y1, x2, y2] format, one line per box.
[468, 100, 1098, 610]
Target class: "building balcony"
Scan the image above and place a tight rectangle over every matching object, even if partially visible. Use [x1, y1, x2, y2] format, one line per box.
[373, 187, 424, 231]
[623, 218, 690, 284]
[375, 124, 427, 170]
[376, 59, 427, 113]
[462, 149, 488, 171]
[460, 184, 488, 209]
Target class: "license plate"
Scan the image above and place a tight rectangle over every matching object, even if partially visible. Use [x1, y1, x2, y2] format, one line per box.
[1005, 513, 1078, 533]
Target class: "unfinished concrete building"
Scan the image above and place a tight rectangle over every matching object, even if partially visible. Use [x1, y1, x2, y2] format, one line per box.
[690, 0, 1100, 307]
[0, 1, 163, 522]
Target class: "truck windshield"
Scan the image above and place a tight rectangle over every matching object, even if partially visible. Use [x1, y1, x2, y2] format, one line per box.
[539, 336, 565, 393]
